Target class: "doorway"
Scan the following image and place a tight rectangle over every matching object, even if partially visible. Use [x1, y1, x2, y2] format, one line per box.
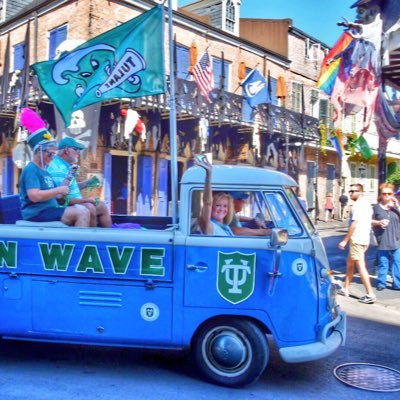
[111, 155, 128, 214]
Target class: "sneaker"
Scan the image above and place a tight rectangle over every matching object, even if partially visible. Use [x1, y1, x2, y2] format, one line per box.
[376, 285, 385, 291]
[337, 288, 349, 297]
[359, 295, 376, 304]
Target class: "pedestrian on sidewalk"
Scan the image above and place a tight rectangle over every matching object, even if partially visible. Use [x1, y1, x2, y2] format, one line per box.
[324, 193, 335, 222]
[338, 183, 376, 304]
[371, 182, 400, 291]
[339, 190, 348, 221]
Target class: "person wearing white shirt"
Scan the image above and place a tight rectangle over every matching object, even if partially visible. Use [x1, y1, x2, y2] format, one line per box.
[338, 183, 376, 304]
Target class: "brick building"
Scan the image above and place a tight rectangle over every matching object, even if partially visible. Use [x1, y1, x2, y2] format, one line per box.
[1, 0, 381, 219]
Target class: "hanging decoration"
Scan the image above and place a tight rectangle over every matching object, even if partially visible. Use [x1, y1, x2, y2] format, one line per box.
[121, 108, 146, 141]
[188, 41, 198, 74]
[238, 61, 246, 82]
[319, 123, 328, 155]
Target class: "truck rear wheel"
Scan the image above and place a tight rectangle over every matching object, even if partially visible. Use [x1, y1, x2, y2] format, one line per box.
[193, 319, 269, 387]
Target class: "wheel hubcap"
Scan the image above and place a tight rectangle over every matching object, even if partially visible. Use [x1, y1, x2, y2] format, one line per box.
[210, 333, 246, 368]
[203, 327, 251, 376]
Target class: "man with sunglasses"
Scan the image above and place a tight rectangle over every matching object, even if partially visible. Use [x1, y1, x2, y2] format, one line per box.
[19, 109, 90, 227]
[338, 183, 376, 304]
[47, 137, 112, 228]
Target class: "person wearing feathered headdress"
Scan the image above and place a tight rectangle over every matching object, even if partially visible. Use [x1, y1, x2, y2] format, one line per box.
[18, 108, 90, 227]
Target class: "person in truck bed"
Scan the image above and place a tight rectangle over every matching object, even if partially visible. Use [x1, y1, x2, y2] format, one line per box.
[19, 108, 90, 227]
[47, 137, 112, 228]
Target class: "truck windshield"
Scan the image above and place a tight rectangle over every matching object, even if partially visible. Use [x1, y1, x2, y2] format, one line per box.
[263, 192, 303, 236]
[285, 188, 315, 235]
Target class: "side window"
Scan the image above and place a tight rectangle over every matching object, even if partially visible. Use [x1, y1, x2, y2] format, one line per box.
[49, 25, 67, 60]
[189, 189, 275, 236]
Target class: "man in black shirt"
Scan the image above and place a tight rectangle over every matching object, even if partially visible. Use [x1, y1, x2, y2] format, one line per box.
[339, 191, 349, 221]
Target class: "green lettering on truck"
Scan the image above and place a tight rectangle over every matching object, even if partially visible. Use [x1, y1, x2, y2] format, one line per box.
[39, 243, 74, 271]
[0, 241, 17, 268]
[76, 245, 104, 273]
[107, 246, 135, 274]
[140, 248, 165, 276]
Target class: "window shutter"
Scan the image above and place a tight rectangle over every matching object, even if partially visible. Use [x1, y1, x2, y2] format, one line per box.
[291, 82, 302, 113]
[319, 99, 328, 124]
[212, 58, 222, 89]
[13, 43, 25, 71]
[49, 25, 67, 60]
[269, 76, 278, 105]
[176, 45, 190, 80]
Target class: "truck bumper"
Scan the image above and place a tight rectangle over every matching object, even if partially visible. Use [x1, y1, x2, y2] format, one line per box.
[279, 308, 346, 363]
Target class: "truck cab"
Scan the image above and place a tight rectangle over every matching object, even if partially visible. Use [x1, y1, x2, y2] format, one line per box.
[0, 165, 345, 387]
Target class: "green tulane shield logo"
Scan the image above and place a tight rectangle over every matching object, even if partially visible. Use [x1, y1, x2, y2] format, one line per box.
[217, 251, 256, 304]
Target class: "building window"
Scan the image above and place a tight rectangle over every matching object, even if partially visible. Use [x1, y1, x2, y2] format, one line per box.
[176, 45, 191, 80]
[212, 57, 231, 91]
[49, 25, 67, 60]
[291, 82, 302, 113]
[327, 164, 335, 194]
[319, 99, 334, 127]
[0, 0, 4, 22]
[226, 1, 235, 33]
[350, 162, 356, 184]
[368, 165, 376, 191]
[13, 43, 25, 71]
[269, 76, 278, 106]
[310, 89, 319, 118]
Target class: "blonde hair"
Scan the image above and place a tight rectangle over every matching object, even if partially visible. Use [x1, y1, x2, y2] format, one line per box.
[212, 192, 234, 225]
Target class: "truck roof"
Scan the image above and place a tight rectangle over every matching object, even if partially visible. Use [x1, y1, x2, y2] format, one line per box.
[181, 165, 297, 187]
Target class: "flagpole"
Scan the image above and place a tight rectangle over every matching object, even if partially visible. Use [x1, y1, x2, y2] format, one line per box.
[167, 0, 178, 225]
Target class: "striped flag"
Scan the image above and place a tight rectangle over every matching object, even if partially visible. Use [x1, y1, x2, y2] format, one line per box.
[192, 52, 213, 102]
[330, 129, 345, 158]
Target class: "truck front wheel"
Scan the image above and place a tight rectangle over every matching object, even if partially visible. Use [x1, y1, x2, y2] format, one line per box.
[193, 319, 269, 387]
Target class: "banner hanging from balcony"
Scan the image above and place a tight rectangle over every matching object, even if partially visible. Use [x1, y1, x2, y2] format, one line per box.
[241, 68, 270, 108]
[32, 4, 165, 125]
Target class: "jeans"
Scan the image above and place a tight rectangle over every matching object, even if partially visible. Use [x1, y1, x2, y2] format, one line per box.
[377, 248, 400, 289]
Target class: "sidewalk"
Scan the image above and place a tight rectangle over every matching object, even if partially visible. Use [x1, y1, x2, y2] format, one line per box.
[317, 218, 400, 313]
[314, 218, 348, 233]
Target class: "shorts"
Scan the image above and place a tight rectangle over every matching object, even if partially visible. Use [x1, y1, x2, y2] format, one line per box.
[29, 207, 65, 222]
[349, 240, 369, 261]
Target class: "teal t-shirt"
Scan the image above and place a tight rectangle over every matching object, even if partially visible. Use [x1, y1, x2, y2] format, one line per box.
[47, 155, 82, 199]
[19, 162, 59, 220]
[210, 218, 234, 236]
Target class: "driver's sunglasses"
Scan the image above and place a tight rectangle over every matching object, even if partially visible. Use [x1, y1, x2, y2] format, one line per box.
[348, 190, 360, 193]
[70, 147, 81, 153]
[44, 150, 56, 158]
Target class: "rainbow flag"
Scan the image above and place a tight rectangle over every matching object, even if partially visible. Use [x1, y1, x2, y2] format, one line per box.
[330, 129, 346, 158]
[317, 33, 354, 96]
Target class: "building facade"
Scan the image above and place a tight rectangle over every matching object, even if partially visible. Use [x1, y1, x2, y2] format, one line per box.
[1, 0, 395, 218]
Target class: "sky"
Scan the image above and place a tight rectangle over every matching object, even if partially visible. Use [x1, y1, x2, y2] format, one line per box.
[178, 0, 357, 47]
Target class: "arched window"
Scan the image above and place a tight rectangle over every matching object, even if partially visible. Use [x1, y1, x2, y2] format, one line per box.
[226, 1, 235, 33]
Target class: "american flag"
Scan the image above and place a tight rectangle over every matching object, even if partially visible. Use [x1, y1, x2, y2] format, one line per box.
[192, 52, 213, 102]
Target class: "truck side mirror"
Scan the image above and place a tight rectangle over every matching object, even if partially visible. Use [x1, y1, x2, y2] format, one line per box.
[270, 228, 288, 247]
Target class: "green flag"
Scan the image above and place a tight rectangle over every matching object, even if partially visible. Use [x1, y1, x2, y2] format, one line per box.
[354, 135, 373, 160]
[32, 5, 165, 124]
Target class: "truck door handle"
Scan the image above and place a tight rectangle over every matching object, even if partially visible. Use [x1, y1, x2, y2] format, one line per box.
[187, 264, 208, 272]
